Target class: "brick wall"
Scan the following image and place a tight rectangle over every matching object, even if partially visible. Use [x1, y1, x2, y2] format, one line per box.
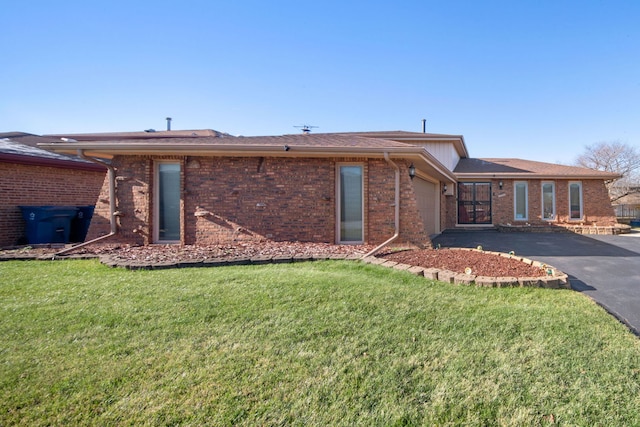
[0, 162, 106, 247]
[88, 155, 433, 247]
[490, 179, 617, 226]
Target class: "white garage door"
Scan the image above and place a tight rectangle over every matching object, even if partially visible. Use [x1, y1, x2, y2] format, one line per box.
[413, 178, 438, 236]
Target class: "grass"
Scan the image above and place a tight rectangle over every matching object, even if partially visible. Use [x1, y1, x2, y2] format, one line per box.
[1, 260, 639, 426]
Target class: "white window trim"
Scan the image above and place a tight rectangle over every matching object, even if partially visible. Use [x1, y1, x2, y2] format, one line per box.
[336, 163, 365, 244]
[514, 181, 528, 221]
[569, 181, 584, 221]
[153, 160, 182, 244]
[541, 181, 556, 221]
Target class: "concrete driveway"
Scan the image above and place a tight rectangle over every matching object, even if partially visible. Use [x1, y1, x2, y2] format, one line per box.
[432, 230, 640, 336]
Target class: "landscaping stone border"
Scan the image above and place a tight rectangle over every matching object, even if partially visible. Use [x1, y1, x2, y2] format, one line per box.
[362, 247, 571, 289]
[1, 248, 569, 289]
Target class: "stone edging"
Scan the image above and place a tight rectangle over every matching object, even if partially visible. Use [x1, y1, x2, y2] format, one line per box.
[362, 248, 570, 289]
[1, 249, 569, 289]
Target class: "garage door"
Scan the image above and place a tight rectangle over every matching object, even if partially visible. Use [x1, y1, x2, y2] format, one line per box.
[413, 178, 438, 236]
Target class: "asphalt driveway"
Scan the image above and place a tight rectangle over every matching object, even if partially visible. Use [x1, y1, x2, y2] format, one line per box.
[432, 230, 640, 336]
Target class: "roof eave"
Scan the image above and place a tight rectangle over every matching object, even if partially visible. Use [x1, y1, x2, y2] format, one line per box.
[0, 152, 107, 171]
[455, 172, 622, 180]
[40, 143, 424, 157]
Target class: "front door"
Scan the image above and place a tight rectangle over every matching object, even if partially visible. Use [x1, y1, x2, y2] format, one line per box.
[458, 182, 492, 224]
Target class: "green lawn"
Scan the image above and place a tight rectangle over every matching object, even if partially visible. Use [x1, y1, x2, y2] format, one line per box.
[1, 260, 639, 426]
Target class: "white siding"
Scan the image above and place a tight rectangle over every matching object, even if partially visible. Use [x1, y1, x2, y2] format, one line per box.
[420, 142, 460, 171]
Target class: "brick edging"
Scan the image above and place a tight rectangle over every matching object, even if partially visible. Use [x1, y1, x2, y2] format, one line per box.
[362, 248, 570, 289]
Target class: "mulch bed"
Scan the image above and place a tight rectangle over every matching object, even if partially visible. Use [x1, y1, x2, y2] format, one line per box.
[379, 248, 547, 277]
[1, 242, 546, 277]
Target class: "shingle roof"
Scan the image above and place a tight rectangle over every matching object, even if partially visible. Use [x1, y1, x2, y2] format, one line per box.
[44, 129, 230, 141]
[38, 133, 417, 151]
[455, 158, 620, 179]
[0, 133, 105, 171]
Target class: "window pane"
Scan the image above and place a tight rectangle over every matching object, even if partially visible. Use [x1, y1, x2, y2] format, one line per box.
[158, 163, 181, 241]
[542, 183, 555, 220]
[514, 182, 527, 220]
[340, 166, 363, 242]
[570, 182, 582, 219]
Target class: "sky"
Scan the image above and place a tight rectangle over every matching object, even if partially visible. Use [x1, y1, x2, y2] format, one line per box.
[2, 0, 639, 163]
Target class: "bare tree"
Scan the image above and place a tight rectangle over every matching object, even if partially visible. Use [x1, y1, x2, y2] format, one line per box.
[575, 141, 640, 202]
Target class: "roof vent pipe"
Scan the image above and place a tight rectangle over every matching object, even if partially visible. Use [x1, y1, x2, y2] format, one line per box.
[422, 119, 426, 133]
[166, 117, 172, 131]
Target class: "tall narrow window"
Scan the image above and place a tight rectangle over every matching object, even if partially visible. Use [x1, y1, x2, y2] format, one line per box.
[156, 162, 181, 242]
[542, 182, 556, 220]
[514, 181, 528, 220]
[338, 165, 363, 243]
[569, 182, 583, 220]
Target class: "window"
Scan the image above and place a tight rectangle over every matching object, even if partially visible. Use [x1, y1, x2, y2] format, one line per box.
[155, 162, 181, 242]
[569, 181, 583, 220]
[542, 182, 556, 220]
[338, 165, 363, 243]
[514, 181, 528, 220]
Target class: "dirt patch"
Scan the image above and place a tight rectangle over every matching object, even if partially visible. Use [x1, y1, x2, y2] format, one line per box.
[380, 248, 547, 277]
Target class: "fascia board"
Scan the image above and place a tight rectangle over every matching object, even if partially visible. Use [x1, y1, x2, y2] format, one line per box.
[455, 172, 622, 180]
[38, 143, 425, 158]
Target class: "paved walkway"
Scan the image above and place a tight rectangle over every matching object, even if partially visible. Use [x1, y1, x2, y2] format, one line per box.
[432, 230, 640, 336]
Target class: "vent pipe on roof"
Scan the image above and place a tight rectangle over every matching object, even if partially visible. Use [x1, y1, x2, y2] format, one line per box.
[422, 119, 426, 133]
[166, 117, 172, 131]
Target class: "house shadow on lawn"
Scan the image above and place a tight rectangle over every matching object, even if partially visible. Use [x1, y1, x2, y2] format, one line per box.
[432, 230, 640, 258]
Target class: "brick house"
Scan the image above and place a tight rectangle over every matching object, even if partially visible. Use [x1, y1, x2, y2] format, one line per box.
[0, 132, 106, 247]
[40, 129, 621, 250]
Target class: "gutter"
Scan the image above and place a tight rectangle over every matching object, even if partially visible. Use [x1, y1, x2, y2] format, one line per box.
[55, 150, 117, 256]
[362, 152, 400, 259]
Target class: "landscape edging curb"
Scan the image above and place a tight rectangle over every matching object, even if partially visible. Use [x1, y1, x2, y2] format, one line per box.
[362, 248, 570, 289]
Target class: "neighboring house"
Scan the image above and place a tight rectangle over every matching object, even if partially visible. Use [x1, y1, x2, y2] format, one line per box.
[39, 129, 621, 250]
[0, 132, 106, 247]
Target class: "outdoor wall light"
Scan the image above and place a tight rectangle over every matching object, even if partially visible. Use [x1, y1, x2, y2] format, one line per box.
[499, 180, 504, 189]
[408, 163, 416, 180]
[442, 183, 448, 194]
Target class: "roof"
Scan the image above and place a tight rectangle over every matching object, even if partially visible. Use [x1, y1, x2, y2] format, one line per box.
[0, 133, 106, 171]
[455, 158, 621, 180]
[44, 129, 231, 141]
[38, 132, 458, 182]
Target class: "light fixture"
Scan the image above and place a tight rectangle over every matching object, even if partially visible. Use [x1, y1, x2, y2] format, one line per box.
[499, 180, 504, 189]
[408, 163, 416, 180]
[442, 183, 448, 194]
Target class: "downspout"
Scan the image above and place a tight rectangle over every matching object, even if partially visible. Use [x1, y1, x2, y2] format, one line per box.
[362, 152, 400, 258]
[55, 150, 117, 256]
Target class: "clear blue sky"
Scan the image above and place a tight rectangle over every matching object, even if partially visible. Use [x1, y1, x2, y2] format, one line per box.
[3, 0, 639, 163]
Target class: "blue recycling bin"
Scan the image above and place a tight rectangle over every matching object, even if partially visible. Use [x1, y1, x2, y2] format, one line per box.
[70, 205, 95, 243]
[20, 206, 78, 244]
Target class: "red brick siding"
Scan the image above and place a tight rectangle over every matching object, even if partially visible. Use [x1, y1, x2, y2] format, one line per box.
[0, 162, 105, 247]
[89, 155, 433, 247]
[186, 157, 336, 244]
[490, 179, 616, 226]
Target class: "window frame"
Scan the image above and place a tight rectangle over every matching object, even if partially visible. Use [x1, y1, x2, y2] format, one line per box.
[336, 163, 364, 244]
[513, 181, 529, 221]
[569, 181, 584, 221]
[153, 160, 182, 244]
[541, 181, 556, 221]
